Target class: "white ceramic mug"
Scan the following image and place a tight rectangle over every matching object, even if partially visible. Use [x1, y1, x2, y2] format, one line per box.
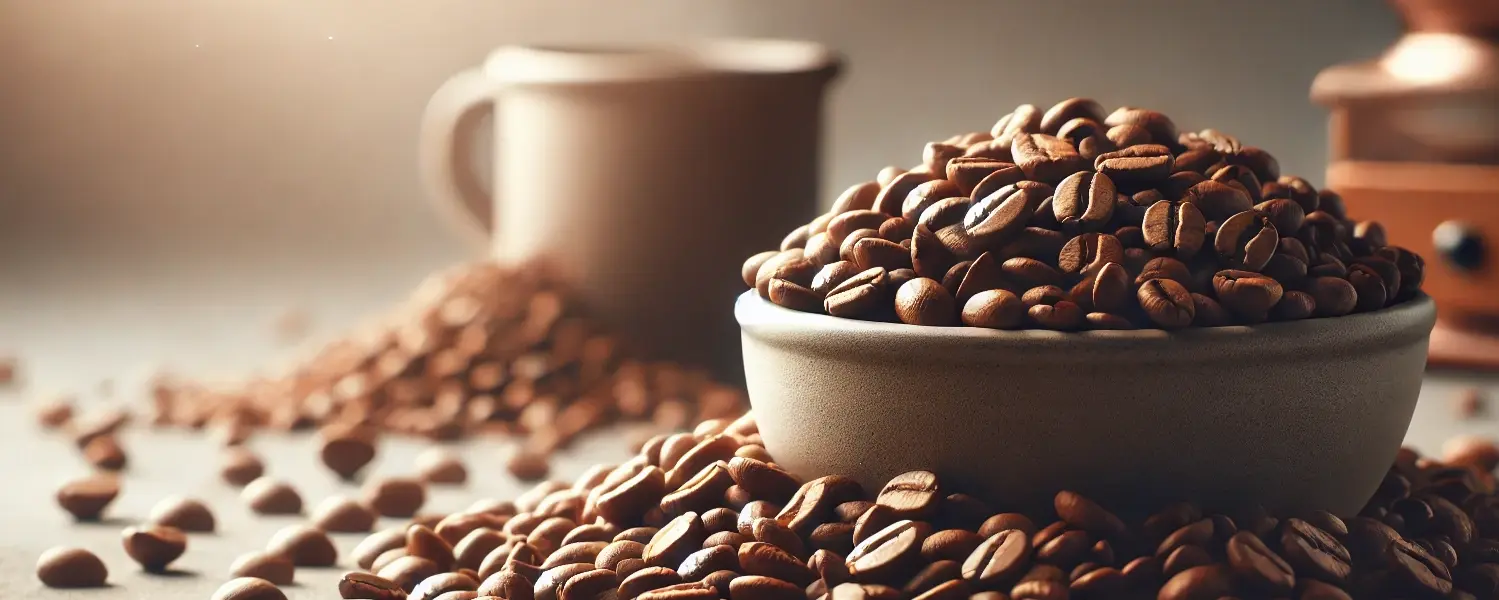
[420, 40, 840, 379]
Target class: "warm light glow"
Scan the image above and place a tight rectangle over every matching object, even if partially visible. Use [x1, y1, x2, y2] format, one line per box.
[1382, 33, 1484, 84]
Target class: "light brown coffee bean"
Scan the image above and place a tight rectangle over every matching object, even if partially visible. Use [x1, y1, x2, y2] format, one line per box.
[534, 563, 595, 600]
[1138, 278, 1195, 329]
[1136, 256, 1192, 287]
[82, 434, 127, 471]
[894, 278, 957, 326]
[527, 517, 580, 559]
[847, 520, 931, 584]
[916, 197, 975, 234]
[379, 555, 444, 593]
[919, 530, 984, 564]
[961, 529, 1030, 589]
[319, 424, 377, 480]
[873, 174, 936, 217]
[414, 448, 469, 485]
[56, 474, 120, 522]
[306, 496, 374, 533]
[742, 251, 781, 288]
[1213, 270, 1284, 322]
[960, 290, 1023, 329]
[911, 224, 958, 280]
[220, 446, 266, 487]
[768, 278, 822, 313]
[1215, 210, 1279, 272]
[946, 158, 1018, 197]
[902, 179, 963, 222]
[1052, 171, 1116, 233]
[597, 465, 667, 524]
[122, 524, 188, 572]
[809, 261, 861, 299]
[147, 495, 215, 532]
[243, 477, 302, 515]
[36, 546, 108, 588]
[1041, 98, 1106, 134]
[1058, 233, 1123, 276]
[412, 572, 481, 600]
[831, 182, 880, 215]
[231, 551, 295, 586]
[728, 574, 803, 600]
[1157, 564, 1233, 600]
[1087, 263, 1130, 314]
[646, 512, 706, 568]
[991, 104, 1042, 146]
[662, 463, 736, 517]
[438, 513, 507, 545]
[963, 183, 1047, 252]
[266, 524, 338, 567]
[778, 476, 864, 537]
[876, 471, 942, 520]
[738, 541, 813, 585]
[618, 566, 684, 600]
[968, 166, 1030, 207]
[214, 577, 289, 600]
[1225, 531, 1292, 595]
[726, 458, 800, 505]
[1142, 200, 1206, 259]
[1094, 144, 1173, 189]
[1012, 133, 1087, 184]
[851, 237, 912, 273]
[1106, 123, 1153, 150]
[477, 569, 535, 600]
[596, 540, 646, 571]
[364, 477, 427, 518]
[407, 524, 457, 571]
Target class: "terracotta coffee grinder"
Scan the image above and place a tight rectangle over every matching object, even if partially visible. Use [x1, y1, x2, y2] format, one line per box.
[1312, 0, 1499, 369]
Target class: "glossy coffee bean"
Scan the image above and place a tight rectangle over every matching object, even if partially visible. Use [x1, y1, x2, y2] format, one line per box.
[1137, 279, 1195, 329]
[961, 290, 1025, 329]
[36, 547, 108, 588]
[1094, 144, 1172, 191]
[1052, 171, 1116, 233]
[1213, 270, 1284, 322]
[895, 279, 957, 326]
[1011, 133, 1088, 184]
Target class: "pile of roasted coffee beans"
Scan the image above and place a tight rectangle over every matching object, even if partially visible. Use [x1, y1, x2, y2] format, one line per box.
[52, 260, 743, 480]
[305, 412, 1499, 600]
[744, 99, 1425, 329]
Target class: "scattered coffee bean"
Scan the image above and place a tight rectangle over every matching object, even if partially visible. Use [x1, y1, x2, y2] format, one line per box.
[82, 434, 127, 471]
[243, 477, 303, 515]
[320, 424, 377, 480]
[35, 546, 108, 588]
[508, 450, 552, 482]
[364, 477, 427, 518]
[222, 446, 266, 486]
[230, 551, 296, 585]
[313, 495, 378, 532]
[147, 495, 216, 532]
[418, 448, 469, 484]
[56, 473, 120, 521]
[213, 577, 289, 600]
[35, 396, 75, 429]
[379, 555, 444, 592]
[122, 524, 188, 572]
[267, 523, 339, 567]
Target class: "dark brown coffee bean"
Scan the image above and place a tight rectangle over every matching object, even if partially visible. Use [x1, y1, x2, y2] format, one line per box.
[478, 569, 535, 600]
[617, 566, 683, 600]
[903, 559, 961, 596]
[1057, 117, 1110, 154]
[961, 289, 1025, 329]
[1086, 262, 1132, 316]
[738, 542, 812, 585]
[824, 268, 891, 319]
[1053, 491, 1125, 540]
[945, 158, 1017, 197]
[1137, 278, 1195, 329]
[528, 517, 581, 559]
[941, 495, 993, 532]
[979, 514, 1037, 539]
[403, 524, 455, 571]
[920, 530, 984, 564]
[553, 568, 615, 600]
[1134, 257, 1189, 287]
[454, 530, 509, 572]
[1255, 198, 1305, 236]
[729, 575, 803, 600]
[1104, 107, 1178, 146]
[1036, 530, 1092, 568]
[809, 261, 861, 299]
[1058, 233, 1123, 277]
[1157, 564, 1232, 600]
[1052, 171, 1116, 233]
[949, 252, 1005, 302]
[1225, 531, 1293, 594]
[36, 546, 108, 588]
[661, 463, 735, 518]
[1346, 263, 1387, 312]
[56, 474, 120, 522]
[1213, 270, 1284, 322]
[911, 223, 958, 280]
[847, 520, 931, 584]
[961, 529, 1030, 590]
[902, 179, 963, 222]
[1174, 146, 1224, 174]
[319, 425, 377, 480]
[873, 173, 936, 217]
[750, 518, 807, 559]
[646, 512, 706, 568]
[1386, 537, 1452, 596]
[1260, 253, 1308, 291]
[1027, 298, 1084, 331]
[777, 476, 864, 537]
[1142, 200, 1206, 260]
[1094, 144, 1172, 191]
[876, 471, 941, 520]
[122, 524, 187, 572]
[230, 551, 294, 586]
[134, 495, 210, 533]
[266, 524, 338, 567]
[1162, 545, 1211, 578]
[1305, 276, 1357, 317]
[1012, 133, 1088, 184]
[1308, 253, 1348, 279]
[1214, 210, 1279, 272]
[1210, 164, 1263, 202]
[697, 508, 739, 536]
[915, 197, 974, 234]
[533, 563, 596, 600]
[853, 505, 900, 547]
[215, 577, 289, 600]
[411, 572, 480, 600]
[991, 105, 1042, 147]
[1279, 519, 1351, 585]
[1299, 578, 1353, 600]
[1105, 123, 1153, 151]
[1376, 246, 1424, 299]
[768, 279, 822, 313]
[964, 183, 1048, 252]
[1041, 98, 1105, 134]
[1183, 180, 1253, 223]
[809, 523, 855, 556]
[875, 218, 914, 244]
[596, 465, 667, 525]
[220, 446, 266, 487]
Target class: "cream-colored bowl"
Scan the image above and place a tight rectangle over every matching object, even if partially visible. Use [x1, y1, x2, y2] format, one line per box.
[736, 291, 1436, 517]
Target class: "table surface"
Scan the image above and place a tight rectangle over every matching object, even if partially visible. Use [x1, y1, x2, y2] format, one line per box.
[2, 258, 1498, 598]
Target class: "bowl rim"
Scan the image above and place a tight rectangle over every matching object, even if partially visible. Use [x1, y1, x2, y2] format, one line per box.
[736, 291, 1437, 364]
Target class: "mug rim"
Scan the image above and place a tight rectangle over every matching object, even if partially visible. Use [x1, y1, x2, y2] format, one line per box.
[482, 38, 840, 86]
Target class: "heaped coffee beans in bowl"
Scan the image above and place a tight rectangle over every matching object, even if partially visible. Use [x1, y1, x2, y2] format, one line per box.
[745, 99, 1425, 329]
[332, 412, 1499, 600]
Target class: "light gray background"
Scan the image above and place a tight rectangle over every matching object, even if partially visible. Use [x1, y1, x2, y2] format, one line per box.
[1, 2, 1493, 598]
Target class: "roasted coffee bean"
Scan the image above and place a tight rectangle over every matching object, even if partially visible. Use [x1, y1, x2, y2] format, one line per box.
[56, 474, 120, 521]
[215, 445, 267, 485]
[1041, 98, 1106, 134]
[410, 572, 480, 600]
[595, 540, 645, 571]
[309, 495, 376, 533]
[616, 527, 661, 546]
[1215, 210, 1279, 272]
[1057, 118, 1110, 157]
[1137, 278, 1195, 329]
[1261, 253, 1308, 290]
[751, 518, 807, 558]
[1346, 263, 1388, 312]
[1058, 233, 1123, 276]
[146, 495, 215, 532]
[873, 174, 935, 217]
[1255, 198, 1305, 235]
[1183, 180, 1253, 223]
[534, 563, 596, 600]
[1142, 200, 1206, 259]
[320, 425, 377, 480]
[1210, 164, 1263, 203]
[231, 551, 295, 586]
[1136, 256, 1192, 287]
[847, 520, 931, 584]
[1012, 133, 1088, 184]
[1270, 290, 1316, 321]
[729, 575, 803, 600]
[945, 158, 1017, 197]
[215, 577, 289, 600]
[646, 512, 706, 568]
[1377, 246, 1425, 300]
[554, 568, 616, 600]
[36, 546, 108, 588]
[1104, 107, 1177, 146]
[904, 559, 961, 596]
[1309, 255, 1348, 279]
[243, 477, 302, 515]
[893, 277, 957, 326]
[454, 530, 509, 571]
[961, 289, 1025, 329]
[877, 217, 916, 244]
[1094, 144, 1172, 190]
[964, 183, 1048, 251]
[1054, 491, 1125, 540]
[1036, 530, 1092, 568]
[738, 542, 812, 585]
[824, 268, 891, 319]
[440, 513, 509, 546]
[921, 530, 984, 563]
[1213, 270, 1284, 322]
[1225, 531, 1293, 594]
[477, 569, 535, 600]
[1162, 545, 1211, 578]
[1386, 537, 1452, 596]
[831, 182, 880, 215]
[809, 261, 861, 299]
[1279, 519, 1351, 585]
[1052, 171, 1116, 233]
[809, 523, 856, 555]
[1027, 297, 1084, 331]
[743, 251, 782, 288]
[876, 471, 942, 520]
[82, 434, 127, 470]
[122, 524, 187, 572]
[1307, 276, 1357, 317]
[618, 566, 683, 600]
[979, 514, 1037, 539]
[962, 529, 1031, 590]
[1174, 147, 1224, 175]
[1157, 564, 1232, 600]
[363, 477, 427, 518]
[947, 252, 1003, 303]
[901, 179, 963, 222]
[698, 508, 739, 536]
[265, 524, 338, 567]
[916, 197, 975, 234]
[778, 476, 863, 537]
[354, 528, 408, 571]
[991, 105, 1042, 147]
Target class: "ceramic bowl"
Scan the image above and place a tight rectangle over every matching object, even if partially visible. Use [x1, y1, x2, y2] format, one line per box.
[736, 291, 1437, 517]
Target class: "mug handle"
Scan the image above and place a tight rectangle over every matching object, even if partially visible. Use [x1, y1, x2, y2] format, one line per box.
[419, 67, 498, 250]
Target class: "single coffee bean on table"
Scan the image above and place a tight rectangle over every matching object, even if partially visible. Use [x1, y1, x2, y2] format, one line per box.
[55, 473, 120, 521]
[230, 550, 296, 585]
[147, 495, 216, 532]
[243, 476, 304, 515]
[122, 524, 188, 573]
[747, 98, 1424, 330]
[213, 576, 289, 600]
[35, 546, 108, 588]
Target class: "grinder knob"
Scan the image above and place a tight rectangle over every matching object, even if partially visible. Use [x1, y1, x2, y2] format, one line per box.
[1434, 220, 1487, 272]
